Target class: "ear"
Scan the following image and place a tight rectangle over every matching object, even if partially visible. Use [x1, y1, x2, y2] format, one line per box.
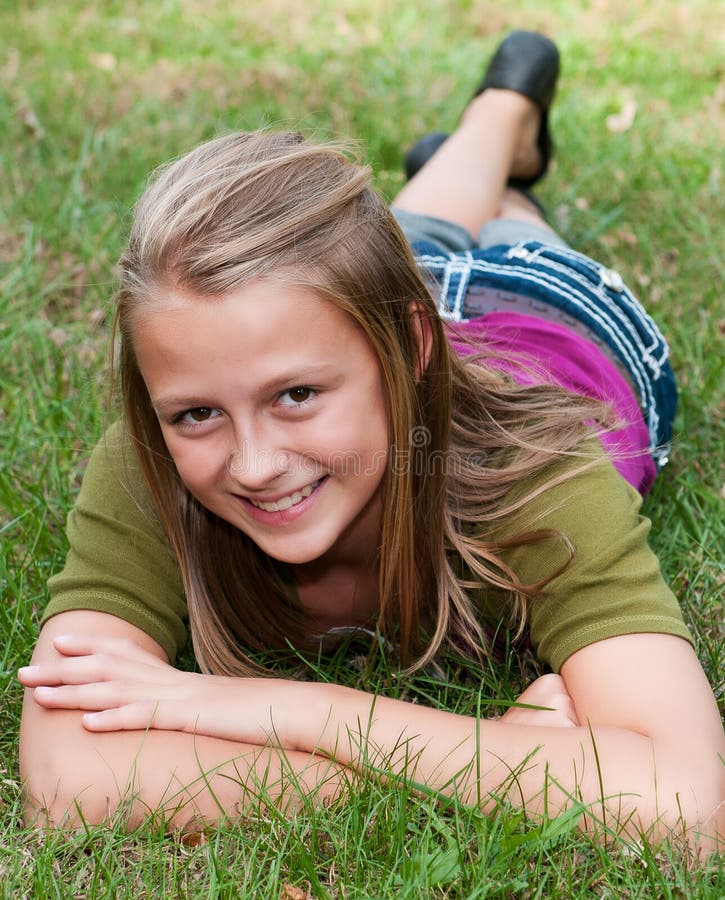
[409, 301, 433, 381]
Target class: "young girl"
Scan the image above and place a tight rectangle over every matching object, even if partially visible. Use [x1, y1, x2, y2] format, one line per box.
[18, 31, 724, 849]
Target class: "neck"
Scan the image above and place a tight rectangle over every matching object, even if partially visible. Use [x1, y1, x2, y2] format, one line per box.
[292, 549, 381, 634]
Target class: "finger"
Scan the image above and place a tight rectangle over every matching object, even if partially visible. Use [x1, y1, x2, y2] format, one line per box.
[20, 656, 115, 687]
[502, 673, 580, 727]
[501, 705, 578, 728]
[18, 665, 53, 687]
[522, 673, 566, 699]
[516, 674, 573, 709]
[31, 677, 193, 718]
[52, 634, 163, 666]
[562, 695, 580, 727]
[82, 700, 202, 734]
[32, 681, 135, 710]
[82, 701, 164, 732]
[20, 652, 164, 688]
[544, 685, 579, 726]
[31, 676, 177, 711]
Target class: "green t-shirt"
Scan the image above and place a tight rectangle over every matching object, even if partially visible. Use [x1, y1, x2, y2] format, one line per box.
[43, 423, 692, 672]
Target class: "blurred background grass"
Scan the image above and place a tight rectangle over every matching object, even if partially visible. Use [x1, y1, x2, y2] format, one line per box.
[1, 0, 723, 895]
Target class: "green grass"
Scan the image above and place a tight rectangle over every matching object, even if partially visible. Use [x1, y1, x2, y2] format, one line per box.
[2, 0, 724, 895]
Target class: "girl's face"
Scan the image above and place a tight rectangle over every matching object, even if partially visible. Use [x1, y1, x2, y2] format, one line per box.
[133, 280, 390, 569]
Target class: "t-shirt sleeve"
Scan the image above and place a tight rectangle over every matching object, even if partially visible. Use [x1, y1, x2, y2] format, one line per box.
[42, 422, 188, 663]
[483, 451, 693, 673]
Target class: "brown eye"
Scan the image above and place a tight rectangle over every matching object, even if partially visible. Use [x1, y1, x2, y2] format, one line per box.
[189, 407, 213, 421]
[173, 407, 221, 428]
[277, 386, 316, 409]
[288, 387, 312, 403]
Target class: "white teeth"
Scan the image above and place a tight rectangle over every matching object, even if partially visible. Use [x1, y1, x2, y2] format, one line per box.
[249, 479, 320, 512]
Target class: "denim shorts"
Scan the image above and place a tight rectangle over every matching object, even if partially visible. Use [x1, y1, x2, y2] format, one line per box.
[392, 208, 677, 468]
[392, 207, 571, 253]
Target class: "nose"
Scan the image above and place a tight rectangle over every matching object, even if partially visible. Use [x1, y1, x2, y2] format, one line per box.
[225, 424, 292, 491]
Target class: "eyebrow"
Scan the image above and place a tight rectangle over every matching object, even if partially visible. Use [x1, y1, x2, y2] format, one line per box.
[152, 365, 341, 415]
[259, 364, 339, 392]
[152, 396, 214, 416]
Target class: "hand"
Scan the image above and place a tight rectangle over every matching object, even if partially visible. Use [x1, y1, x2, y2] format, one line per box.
[17, 634, 295, 748]
[499, 674, 579, 728]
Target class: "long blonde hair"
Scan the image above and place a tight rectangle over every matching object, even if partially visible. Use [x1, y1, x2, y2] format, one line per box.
[116, 131, 606, 675]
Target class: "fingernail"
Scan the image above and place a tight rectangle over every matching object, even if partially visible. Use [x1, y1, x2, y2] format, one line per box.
[17, 666, 39, 676]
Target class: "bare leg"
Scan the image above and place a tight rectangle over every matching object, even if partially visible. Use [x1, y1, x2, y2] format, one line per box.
[393, 89, 556, 239]
[498, 187, 556, 229]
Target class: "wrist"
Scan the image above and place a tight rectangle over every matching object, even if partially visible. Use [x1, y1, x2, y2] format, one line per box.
[286, 681, 373, 762]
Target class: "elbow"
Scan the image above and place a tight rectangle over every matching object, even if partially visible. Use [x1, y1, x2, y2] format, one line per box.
[632, 748, 725, 856]
[19, 703, 134, 829]
[21, 778, 104, 831]
[670, 759, 725, 855]
[572, 727, 724, 854]
[21, 742, 129, 830]
[22, 773, 118, 830]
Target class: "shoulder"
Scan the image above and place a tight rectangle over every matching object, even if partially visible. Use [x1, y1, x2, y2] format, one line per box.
[44, 421, 187, 663]
[487, 450, 692, 671]
[76, 420, 161, 527]
[501, 447, 642, 537]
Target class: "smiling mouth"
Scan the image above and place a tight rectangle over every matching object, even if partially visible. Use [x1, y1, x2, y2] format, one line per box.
[246, 478, 324, 513]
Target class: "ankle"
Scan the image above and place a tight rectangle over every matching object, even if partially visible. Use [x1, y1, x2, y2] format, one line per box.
[462, 89, 538, 128]
[460, 90, 542, 182]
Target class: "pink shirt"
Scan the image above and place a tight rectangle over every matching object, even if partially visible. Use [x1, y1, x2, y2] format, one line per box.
[448, 311, 656, 495]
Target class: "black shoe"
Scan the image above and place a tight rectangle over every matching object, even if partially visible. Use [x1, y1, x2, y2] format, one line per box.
[404, 30, 560, 188]
[477, 30, 559, 188]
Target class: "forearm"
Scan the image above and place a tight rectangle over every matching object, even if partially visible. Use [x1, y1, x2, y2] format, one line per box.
[20, 693, 343, 829]
[297, 683, 724, 845]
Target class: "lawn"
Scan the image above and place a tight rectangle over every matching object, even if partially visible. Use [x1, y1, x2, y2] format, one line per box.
[1, 0, 723, 896]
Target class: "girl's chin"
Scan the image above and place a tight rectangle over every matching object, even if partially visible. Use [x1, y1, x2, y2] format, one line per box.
[253, 540, 336, 568]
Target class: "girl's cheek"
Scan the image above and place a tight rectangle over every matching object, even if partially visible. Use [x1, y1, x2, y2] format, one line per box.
[167, 446, 217, 490]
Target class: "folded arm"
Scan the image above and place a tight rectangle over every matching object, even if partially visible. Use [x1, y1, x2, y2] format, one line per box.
[20, 612, 724, 850]
[18, 611, 344, 829]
